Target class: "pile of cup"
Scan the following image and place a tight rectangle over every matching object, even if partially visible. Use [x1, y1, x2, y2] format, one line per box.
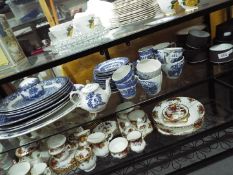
[153, 44, 185, 79]
[112, 64, 137, 99]
[136, 59, 163, 96]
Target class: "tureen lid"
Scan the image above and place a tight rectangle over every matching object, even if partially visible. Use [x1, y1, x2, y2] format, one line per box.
[82, 83, 99, 93]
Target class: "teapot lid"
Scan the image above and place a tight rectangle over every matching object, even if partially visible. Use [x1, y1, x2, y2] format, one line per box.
[82, 83, 99, 93]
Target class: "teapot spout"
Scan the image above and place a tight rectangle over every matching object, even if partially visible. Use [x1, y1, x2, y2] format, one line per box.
[105, 78, 112, 98]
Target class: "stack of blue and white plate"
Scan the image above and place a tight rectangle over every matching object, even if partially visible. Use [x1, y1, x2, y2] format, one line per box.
[93, 57, 129, 92]
[0, 77, 74, 139]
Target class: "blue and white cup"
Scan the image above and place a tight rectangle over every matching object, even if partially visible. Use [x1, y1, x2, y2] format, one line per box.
[136, 59, 161, 80]
[138, 46, 155, 60]
[157, 47, 183, 64]
[112, 65, 137, 99]
[153, 42, 176, 63]
[138, 72, 163, 96]
[19, 77, 44, 100]
[162, 57, 185, 79]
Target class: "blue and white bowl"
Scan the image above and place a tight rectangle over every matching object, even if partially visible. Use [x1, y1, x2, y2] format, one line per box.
[138, 46, 154, 60]
[162, 57, 185, 79]
[138, 72, 163, 96]
[19, 78, 44, 101]
[163, 47, 184, 64]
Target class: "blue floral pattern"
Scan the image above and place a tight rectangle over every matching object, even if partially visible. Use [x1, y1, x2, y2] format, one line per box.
[168, 61, 184, 77]
[141, 82, 159, 96]
[86, 92, 106, 109]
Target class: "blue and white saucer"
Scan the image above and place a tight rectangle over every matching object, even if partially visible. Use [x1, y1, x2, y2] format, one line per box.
[94, 57, 129, 74]
[0, 77, 69, 112]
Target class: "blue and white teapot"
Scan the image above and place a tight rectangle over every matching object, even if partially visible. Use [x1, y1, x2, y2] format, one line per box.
[70, 78, 111, 115]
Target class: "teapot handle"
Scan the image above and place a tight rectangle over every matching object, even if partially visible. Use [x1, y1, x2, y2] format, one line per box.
[69, 91, 82, 108]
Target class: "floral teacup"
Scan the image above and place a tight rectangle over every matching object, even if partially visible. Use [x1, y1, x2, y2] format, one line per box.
[127, 131, 146, 153]
[109, 137, 129, 159]
[87, 132, 110, 157]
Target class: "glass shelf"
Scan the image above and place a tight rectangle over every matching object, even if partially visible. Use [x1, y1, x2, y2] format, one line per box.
[0, 62, 209, 154]
[0, 0, 232, 84]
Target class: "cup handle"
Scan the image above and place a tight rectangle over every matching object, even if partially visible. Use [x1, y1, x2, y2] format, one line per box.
[66, 144, 71, 151]
[107, 133, 114, 142]
[69, 91, 82, 108]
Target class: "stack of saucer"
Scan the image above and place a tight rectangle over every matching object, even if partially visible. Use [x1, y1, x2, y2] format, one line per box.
[152, 97, 205, 135]
[93, 57, 129, 92]
[112, 0, 162, 27]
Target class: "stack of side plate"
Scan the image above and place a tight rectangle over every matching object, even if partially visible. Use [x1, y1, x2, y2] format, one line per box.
[112, 0, 162, 27]
[93, 57, 129, 92]
[0, 77, 75, 139]
[152, 97, 205, 136]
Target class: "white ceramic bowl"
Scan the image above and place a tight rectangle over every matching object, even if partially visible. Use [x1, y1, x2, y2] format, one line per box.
[8, 162, 31, 175]
[157, 0, 178, 16]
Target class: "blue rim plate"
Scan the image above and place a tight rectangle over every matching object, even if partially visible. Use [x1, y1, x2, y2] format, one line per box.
[2, 81, 73, 115]
[0, 101, 76, 139]
[0, 86, 73, 127]
[94, 57, 129, 74]
[0, 84, 73, 119]
[0, 77, 70, 112]
[0, 94, 70, 130]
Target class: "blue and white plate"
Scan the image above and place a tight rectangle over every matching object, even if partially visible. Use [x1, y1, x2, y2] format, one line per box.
[0, 94, 70, 130]
[0, 86, 73, 127]
[94, 57, 129, 74]
[0, 101, 76, 139]
[0, 84, 73, 119]
[0, 77, 70, 112]
[3, 80, 73, 115]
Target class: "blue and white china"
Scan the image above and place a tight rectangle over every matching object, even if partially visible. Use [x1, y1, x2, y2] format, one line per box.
[0, 100, 76, 139]
[138, 72, 163, 96]
[118, 85, 137, 99]
[0, 91, 70, 127]
[70, 78, 111, 115]
[138, 46, 154, 60]
[19, 77, 44, 100]
[162, 57, 185, 79]
[136, 59, 162, 80]
[94, 57, 129, 74]
[112, 65, 137, 99]
[163, 47, 184, 64]
[153, 42, 176, 63]
[157, 47, 183, 64]
[0, 77, 69, 112]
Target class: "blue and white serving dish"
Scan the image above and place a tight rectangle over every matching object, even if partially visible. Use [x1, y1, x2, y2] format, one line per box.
[94, 57, 129, 75]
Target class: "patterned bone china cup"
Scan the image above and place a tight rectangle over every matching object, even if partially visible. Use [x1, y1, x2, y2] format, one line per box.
[112, 65, 137, 99]
[127, 131, 146, 153]
[19, 77, 44, 100]
[47, 134, 67, 156]
[75, 147, 97, 172]
[87, 132, 110, 157]
[136, 59, 162, 80]
[178, 0, 199, 12]
[162, 57, 185, 79]
[109, 137, 129, 159]
[138, 46, 154, 60]
[74, 129, 91, 147]
[157, 0, 179, 16]
[138, 72, 163, 96]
